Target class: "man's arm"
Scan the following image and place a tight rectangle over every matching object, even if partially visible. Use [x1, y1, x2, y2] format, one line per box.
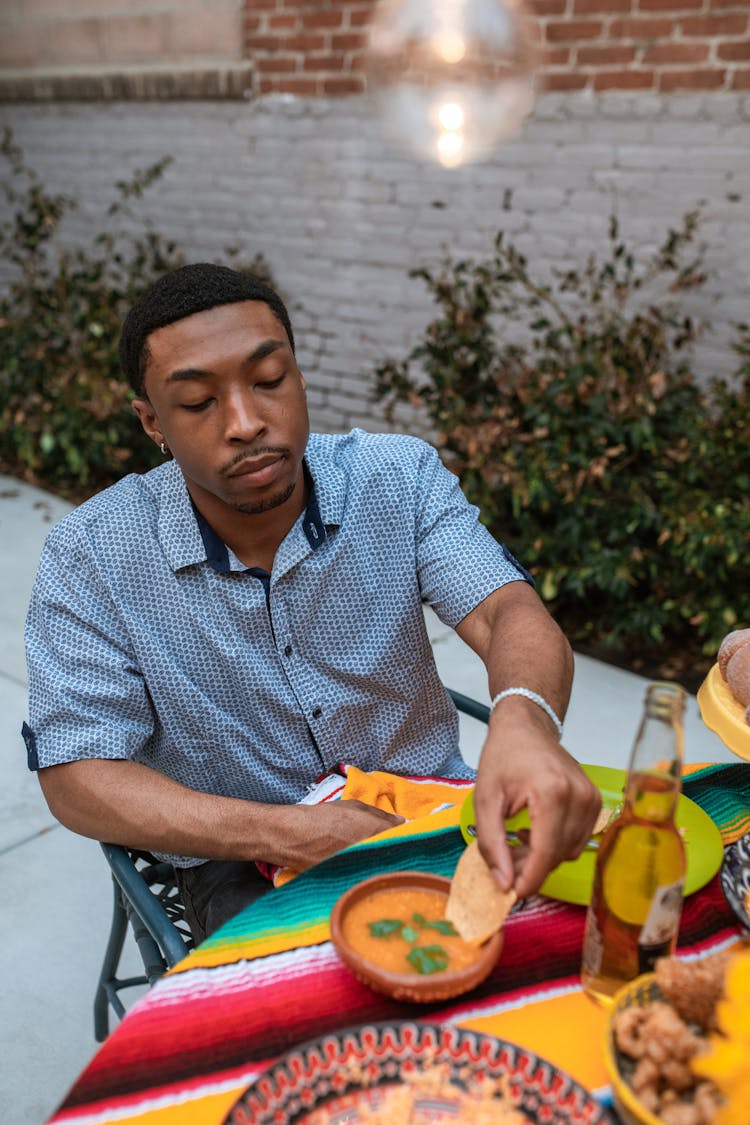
[455, 580, 601, 899]
[38, 758, 402, 869]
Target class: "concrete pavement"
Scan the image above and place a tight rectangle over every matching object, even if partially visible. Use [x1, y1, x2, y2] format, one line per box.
[0, 474, 737, 1125]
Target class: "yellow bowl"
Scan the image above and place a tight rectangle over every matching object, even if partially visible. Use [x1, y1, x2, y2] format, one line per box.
[697, 664, 750, 761]
[604, 973, 665, 1125]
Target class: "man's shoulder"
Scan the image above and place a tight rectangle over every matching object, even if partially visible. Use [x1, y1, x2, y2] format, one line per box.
[43, 463, 175, 552]
[308, 429, 437, 474]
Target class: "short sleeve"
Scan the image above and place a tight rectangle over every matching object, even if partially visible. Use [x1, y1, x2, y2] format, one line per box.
[413, 443, 533, 628]
[24, 524, 155, 770]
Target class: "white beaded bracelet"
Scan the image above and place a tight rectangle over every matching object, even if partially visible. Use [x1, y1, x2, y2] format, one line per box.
[490, 687, 564, 740]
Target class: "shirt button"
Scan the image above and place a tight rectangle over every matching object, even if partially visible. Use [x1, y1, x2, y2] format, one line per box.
[284, 644, 292, 657]
[312, 706, 322, 719]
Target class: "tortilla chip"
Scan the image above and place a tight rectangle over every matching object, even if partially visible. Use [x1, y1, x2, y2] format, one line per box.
[445, 841, 517, 945]
[593, 805, 615, 835]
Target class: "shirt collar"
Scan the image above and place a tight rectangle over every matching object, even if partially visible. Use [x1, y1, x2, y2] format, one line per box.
[156, 462, 209, 573]
[156, 440, 345, 574]
[305, 434, 346, 528]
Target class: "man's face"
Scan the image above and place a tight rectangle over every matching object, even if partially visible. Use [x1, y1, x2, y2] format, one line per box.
[133, 300, 310, 517]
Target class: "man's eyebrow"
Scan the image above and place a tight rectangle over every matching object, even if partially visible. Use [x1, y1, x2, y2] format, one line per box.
[165, 338, 286, 384]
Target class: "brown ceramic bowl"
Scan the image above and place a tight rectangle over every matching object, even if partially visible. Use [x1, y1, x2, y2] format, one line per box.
[329, 870, 504, 1003]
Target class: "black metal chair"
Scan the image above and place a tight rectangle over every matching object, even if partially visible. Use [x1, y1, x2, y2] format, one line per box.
[93, 688, 490, 1039]
[94, 844, 193, 1041]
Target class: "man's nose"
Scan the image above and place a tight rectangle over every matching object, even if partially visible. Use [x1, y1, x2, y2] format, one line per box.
[224, 390, 264, 442]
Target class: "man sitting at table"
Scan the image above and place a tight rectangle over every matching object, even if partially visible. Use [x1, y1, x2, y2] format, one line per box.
[23, 263, 600, 943]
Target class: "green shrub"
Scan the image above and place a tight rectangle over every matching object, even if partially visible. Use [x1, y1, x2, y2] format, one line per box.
[0, 128, 271, 501]
[375, 213, 750, 673]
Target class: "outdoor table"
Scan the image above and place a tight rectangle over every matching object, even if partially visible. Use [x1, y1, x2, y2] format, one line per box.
[46, 762, 750, 1125]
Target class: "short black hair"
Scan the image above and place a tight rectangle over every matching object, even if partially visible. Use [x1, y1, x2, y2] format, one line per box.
[119, 262, 295, 395]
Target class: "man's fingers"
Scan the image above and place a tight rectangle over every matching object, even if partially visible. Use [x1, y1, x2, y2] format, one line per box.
[474, 792, 515, 892]
[513, 834, 560, 899]
[340, 799, 404, 827]
[515, 787, 602, 897]
[563, 783, 603, 860]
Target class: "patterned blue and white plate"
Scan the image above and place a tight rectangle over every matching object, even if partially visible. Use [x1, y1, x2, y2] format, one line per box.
[223, 1021, 618, 1125]
[720, 832, 750, 930]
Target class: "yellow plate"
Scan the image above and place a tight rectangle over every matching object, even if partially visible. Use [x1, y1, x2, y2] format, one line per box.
[697, 663, 750, 762]
[459, 763, 723, 906]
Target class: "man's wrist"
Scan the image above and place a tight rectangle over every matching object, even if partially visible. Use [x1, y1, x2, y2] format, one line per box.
[489, 688, 564, 740]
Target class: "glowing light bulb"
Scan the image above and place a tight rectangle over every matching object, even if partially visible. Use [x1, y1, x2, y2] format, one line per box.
[366, 0, 537, 167]
[434, 31, 466, 63]
[437, 100, 464, 130]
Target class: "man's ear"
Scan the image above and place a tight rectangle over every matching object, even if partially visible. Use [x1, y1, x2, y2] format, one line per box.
[132, 398, 162, 447]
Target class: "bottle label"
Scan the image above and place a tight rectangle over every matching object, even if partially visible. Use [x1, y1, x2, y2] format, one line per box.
[637, 879, 684, 971]
[581, 904, 604, 977]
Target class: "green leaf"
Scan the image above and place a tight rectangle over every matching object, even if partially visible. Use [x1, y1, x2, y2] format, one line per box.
[421, 919, 458, 935]
[368, 919, 403, 938]
[406, 944, 450, 974]
[401, 925, 419, 943]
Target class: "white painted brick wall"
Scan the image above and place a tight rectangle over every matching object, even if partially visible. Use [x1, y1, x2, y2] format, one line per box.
[1, 91, 749, 439]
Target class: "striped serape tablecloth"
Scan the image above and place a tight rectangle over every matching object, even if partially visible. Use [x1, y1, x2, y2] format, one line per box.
[47, 762, 750, 1125]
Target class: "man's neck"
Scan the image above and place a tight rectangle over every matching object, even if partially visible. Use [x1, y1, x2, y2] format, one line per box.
[187, 472, 308, 572]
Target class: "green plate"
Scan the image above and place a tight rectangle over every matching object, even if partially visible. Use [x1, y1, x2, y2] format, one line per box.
[458, 764, 724, 906]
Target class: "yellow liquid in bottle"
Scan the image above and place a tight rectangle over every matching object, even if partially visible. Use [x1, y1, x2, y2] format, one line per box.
[581, 773, 686, 1006]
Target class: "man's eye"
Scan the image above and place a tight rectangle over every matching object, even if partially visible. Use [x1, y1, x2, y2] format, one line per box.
[257, 374, 285, 390]
[181, 399, 212, 412]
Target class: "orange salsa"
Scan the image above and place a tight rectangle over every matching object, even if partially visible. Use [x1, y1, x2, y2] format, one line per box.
[341, 887, 482, 976]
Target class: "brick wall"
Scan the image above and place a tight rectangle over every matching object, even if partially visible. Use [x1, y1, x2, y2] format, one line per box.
[244, 0, 750, 96]
[2, 1, 747, 94]
[241, 0, 750, 95]
[2, 94, 747, 438]
[0, 0, 244, 70]
[0, 3, 747, 439]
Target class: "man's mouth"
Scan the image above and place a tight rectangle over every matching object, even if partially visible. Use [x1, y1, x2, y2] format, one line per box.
[224, 452, 285, 479]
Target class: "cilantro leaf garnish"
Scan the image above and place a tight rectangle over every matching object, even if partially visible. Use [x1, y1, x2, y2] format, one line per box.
[368, 919, 404, 938]
[406, 944, 450, 974]
[421, 919, 458, 935]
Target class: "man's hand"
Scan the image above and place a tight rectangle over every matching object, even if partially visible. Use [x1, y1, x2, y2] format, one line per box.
[474, 700, 601, 899]
[285, 799, 405, 872]
[455, 581, 600, 900]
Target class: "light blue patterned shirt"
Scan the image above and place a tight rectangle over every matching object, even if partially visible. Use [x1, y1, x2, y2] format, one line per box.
[24, 429, 531, 864]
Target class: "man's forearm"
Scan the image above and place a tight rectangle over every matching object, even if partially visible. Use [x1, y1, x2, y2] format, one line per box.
[40, 757, 309, 865]
[38, 757, 402, 870]
[456, 580, 574, 727]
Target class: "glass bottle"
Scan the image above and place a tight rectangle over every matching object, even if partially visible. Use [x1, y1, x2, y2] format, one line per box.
[581, 681, 687, 1006]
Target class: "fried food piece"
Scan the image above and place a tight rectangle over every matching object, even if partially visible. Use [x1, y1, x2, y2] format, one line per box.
[593, 805, 615, 835]
[631, 1056, 660, 1094]
[693, 1081, 723, 1124]
[726, 641, 750, 708]
[717, 628, 750, 679]
[613, 1005, 650, 1058]
[446, 842, 517, 944]
[655, 950, 731, 1032]
[642, 1003, 701, 1065]
[659, 1101, 705, 1125]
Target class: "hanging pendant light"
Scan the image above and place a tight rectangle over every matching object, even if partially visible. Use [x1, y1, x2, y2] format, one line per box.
[365, 0, 537, 167]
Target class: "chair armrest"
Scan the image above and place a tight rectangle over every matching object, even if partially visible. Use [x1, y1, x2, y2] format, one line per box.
[100, 843, 190, 968]
[447, 688, 490, 725]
